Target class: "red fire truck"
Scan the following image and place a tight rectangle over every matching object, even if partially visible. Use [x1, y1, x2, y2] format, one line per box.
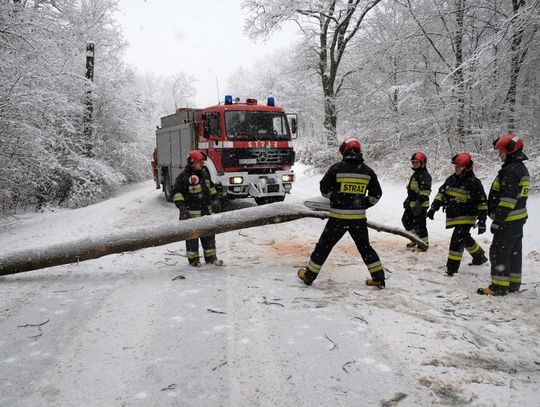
[155, 96, 297, 205]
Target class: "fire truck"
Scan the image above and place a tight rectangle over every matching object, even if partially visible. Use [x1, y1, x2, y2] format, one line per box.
[154, 96, 297, 205]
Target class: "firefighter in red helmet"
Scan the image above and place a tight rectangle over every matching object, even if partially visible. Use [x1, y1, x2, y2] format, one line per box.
[427, 153, 488, 276]
[402, 152, 432, 251]
[298, 138, 386, 288]
[477, 133, 529, 296]
[172, 150, 223, 267]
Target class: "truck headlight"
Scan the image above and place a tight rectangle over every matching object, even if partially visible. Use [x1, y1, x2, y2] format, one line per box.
[230, 176, 244, 184]
[282, 174, 294, 182]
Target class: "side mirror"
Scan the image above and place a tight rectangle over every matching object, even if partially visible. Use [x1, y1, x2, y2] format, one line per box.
[291, 118, 297, 134]
[287, 113, 298, 139]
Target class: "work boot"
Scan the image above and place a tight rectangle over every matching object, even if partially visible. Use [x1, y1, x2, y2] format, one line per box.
[415, 245, 428, 252]
[211, 259, 224, 266]
[446, 269, 457, 277]
[469, 253, 488, 266]
[406, 241, 417, 249]
[509, 283, 521, 293]
[365, 279, 385, 289]
[297, 268, 315, 286]
[477, 286, 508, 296]
[190, 261, 201, 267]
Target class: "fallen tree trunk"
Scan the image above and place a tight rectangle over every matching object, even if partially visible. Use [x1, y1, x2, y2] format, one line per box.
[0, 202, 426, 276]
[303, 198, 428, 251]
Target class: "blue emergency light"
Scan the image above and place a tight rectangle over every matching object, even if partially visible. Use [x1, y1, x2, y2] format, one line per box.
[267, 97, 275, 106]
[224, 95, 233, 105]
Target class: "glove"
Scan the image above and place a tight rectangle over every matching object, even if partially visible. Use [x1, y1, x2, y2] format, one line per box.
[403, 200, 409, 209]
[426, 208, 435, 220]
[211, 199, 221, 214]
[477, 220, 486, 235]
[178, 206, 190, 220]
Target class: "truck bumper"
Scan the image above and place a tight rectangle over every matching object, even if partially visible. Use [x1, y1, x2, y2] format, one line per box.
[220, 171, 294, 198]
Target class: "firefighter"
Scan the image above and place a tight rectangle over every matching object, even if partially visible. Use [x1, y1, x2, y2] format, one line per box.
[151, 148, 160, 189]
[477, 133, 530, 296]
[426, 153, 488, 276]
[402, 152, 432, 251]
[172, 150, 223, 267]
[297, 138, 386, 288]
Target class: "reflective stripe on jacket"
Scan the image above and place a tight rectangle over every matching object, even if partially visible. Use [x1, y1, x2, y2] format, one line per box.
[430, 171, 487, 228]
[488, 151, 529, 229]
[172, 167, 217, 214]
[320, 156, 382, 217]
[406, 167, 432, 209]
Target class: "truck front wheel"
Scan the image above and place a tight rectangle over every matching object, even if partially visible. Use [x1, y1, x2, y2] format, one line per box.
[162, 175, 173, 202]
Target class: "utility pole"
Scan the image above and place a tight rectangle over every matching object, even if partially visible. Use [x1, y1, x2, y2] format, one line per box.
[83, 42, 95, 157]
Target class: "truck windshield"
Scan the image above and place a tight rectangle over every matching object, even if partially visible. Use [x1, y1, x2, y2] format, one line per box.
[225, 111, 289, 140]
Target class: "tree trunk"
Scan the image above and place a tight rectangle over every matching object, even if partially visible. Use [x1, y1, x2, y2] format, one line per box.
[319, 17, 338, 146]
[0, 202, 427, 276]
[504, 0, 530, 131]
[453, 0, 466, 147]
[323, 92, 338, 146]
[303, 198, 428, 250]
[0, 203, 326, 276]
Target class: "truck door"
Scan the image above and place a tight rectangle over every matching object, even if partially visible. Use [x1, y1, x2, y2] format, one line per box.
[203, 112, 221, 139]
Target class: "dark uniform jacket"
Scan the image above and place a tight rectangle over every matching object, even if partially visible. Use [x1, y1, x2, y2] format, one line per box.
[404, 167, 432, 213]
[320, 155, 382, 220]
[172, 167, 218, 217]
[431, 171, 488, 228]
[488, 151, 529, 230]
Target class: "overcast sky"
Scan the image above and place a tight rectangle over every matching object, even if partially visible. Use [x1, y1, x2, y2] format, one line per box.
[116, 0, 297, 107]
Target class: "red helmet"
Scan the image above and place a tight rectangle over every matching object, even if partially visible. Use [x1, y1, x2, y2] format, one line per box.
[410, 152, 427, 166]
[187, 150, 206, 166]
[339, 138, 361, 156]
[451, 152, 473, 171]
[493, 133, 523, 154]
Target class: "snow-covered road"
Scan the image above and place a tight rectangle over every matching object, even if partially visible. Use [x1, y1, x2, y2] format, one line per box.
[1, 164, 539, 406]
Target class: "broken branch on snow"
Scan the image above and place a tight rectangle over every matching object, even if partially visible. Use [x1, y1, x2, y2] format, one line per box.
[324, 333, 338, 351]
[17, 318, 49, 339]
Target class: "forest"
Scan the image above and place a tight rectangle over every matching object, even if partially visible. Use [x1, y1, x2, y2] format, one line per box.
[1, 0, 538, 213]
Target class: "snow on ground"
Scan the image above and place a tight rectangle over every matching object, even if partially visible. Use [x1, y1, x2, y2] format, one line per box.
[0, 163, 539, 407]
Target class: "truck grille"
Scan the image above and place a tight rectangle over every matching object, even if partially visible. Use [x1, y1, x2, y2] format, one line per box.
[253, 150, 284, 164]
[222, 148, 295, 167]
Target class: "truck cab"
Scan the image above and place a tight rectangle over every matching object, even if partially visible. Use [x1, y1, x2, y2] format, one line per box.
[155, 96, 297, 205]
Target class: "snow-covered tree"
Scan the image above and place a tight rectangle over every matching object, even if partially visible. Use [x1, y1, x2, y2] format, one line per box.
[243, 0, 384, 146]
[0, 0, 177, 211]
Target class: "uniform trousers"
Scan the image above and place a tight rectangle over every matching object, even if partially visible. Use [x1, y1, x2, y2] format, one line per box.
[446, 225, 485, 273]
[309, 218, 384, 281]
[490, 221, 524, 292]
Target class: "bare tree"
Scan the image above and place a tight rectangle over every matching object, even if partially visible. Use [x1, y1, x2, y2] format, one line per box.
[171, 72, 197, 109]
[396, 0, 470, 147]
[243, 0, 383, 146]
[501, 0, 538, 131]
